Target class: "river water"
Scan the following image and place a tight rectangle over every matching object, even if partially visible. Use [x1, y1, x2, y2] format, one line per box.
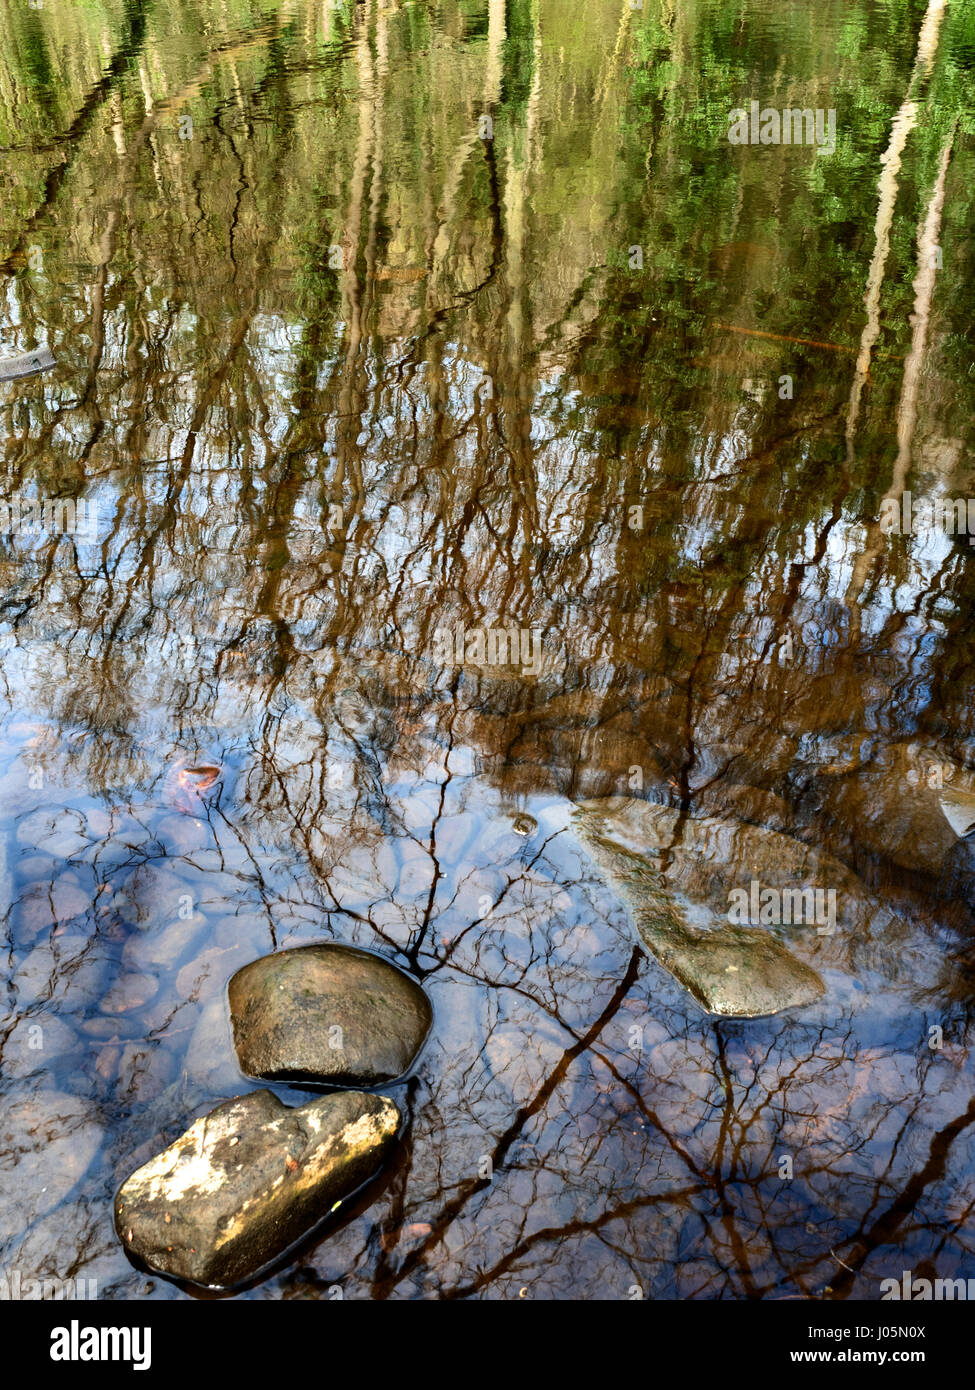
[0, 0, 974, 1300]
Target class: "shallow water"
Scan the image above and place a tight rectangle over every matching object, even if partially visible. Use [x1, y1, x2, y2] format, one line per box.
[1, 0, 974, 1300]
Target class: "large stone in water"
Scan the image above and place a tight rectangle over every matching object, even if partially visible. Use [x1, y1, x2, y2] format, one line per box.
[115, 1089, 400, 1288]
[572, 797, 830, 1018]
[228, 943, 432, 1084]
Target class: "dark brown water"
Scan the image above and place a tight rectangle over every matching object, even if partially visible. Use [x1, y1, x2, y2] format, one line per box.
[1, 0, 974, 1300]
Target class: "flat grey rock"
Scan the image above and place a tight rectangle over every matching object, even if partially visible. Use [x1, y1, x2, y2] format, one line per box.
[572, 797, 830, 1018]
[228, 943, 432, 1085]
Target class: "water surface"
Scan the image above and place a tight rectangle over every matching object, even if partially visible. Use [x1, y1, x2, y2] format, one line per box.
[1, 0, 974, 1300]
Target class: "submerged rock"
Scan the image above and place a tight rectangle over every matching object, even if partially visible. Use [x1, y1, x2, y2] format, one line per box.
[814, 741, 975, 876]
[229, 943, 432, 1084]
[16, 807, 89, 860]
[12, 935, 109, 1010]
[572, 797, 830, 1018]
[183, 995, 243, 1092]
[99, 971, 158, 1014]
[112, 861, 203, 934]
[121, 910, 208, 973]
[939, 786, 975, 839]
[0, 1092, 103, 1240]
[115, 1089, 399, 1287]
[15, 875, 90, 936]
[153, 813, 211, 855]
[1, 1015, 78, 1077]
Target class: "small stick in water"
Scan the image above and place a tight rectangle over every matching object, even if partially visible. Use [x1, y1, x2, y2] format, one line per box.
[714, 322, 904, 361]
[0, 346, 56, 381]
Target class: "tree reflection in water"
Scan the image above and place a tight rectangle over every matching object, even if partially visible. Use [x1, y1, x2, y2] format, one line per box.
[0, 0, 974, 1300]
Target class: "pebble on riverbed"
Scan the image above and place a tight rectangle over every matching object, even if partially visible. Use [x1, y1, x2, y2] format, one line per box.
[114, 1089, 400, 1288]
[228, 942, 432, 1085]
